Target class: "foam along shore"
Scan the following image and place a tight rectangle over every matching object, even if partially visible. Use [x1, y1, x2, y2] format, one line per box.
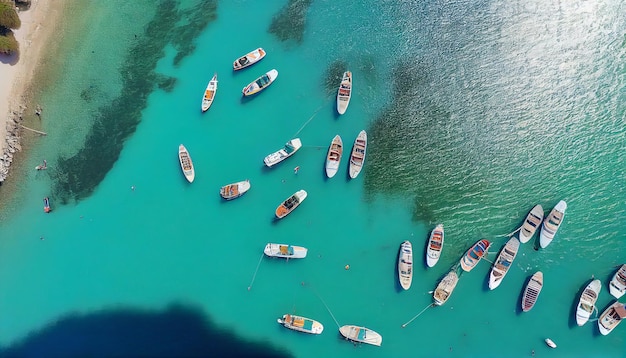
[0, 0, 65, 183]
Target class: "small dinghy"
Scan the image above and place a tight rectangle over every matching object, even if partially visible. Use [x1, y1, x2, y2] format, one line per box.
[545, 338, 557, 349]
[339, 325, 382, 346]
[277, 314, 323, 334]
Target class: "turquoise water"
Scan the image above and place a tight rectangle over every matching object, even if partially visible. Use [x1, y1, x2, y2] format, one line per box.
[0, 0, 625, 356]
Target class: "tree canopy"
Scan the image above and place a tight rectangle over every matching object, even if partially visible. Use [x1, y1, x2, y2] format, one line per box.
[0, 27, 17, 55]
[0, 2, 21, 30]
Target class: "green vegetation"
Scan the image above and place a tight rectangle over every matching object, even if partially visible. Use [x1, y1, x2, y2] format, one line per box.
[0, 1, 20, 55]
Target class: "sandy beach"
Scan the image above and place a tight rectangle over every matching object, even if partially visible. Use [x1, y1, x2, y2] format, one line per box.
[0, 0, 65, 182]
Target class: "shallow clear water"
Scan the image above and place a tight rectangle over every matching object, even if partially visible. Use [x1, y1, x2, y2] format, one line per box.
[0, 0, 624, 356]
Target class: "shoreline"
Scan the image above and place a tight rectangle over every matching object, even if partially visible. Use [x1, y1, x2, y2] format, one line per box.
[0, 0, 66, 184]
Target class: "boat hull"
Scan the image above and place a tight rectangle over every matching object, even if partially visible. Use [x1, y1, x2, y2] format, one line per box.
[397, 241, 413, 290]
[278, 314, 323, 334]
[426, 224, 444, 268]
[488, 237, 520, 290]
[518, 204, 543, 243]
[178, 144, 195, 183]
[576, 279, 602, 326]
[539, 200, 567, 248]
[339, 325, 382, 346]
[264, 138, 302, 167]
[433, 270, 459, 306]
[325, 135, 343, 178]
[233, 47, 266, 70]
[242, 69, 278, 96]
[264, 243, 308, 258]
[220, 180, 251, 200]
[598, 301, 626, 335]
[545, 339, 557, 348]
[609, 264, 626, 299]
[336, 71, 352, 115]
[201, 73, 218, 112]
[348, 130, 367, 179]
[275, 190, 307, 219]
[522, 271, 544, 312]
[460, 239, 490, 272]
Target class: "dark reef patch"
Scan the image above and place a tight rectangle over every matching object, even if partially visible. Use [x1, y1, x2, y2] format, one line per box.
[322, 60, 347, 97]
[0, 304, 293, 358]
[268, 0, 312, 44]
[363, 59, 483, 223]
[156, 74, 177, 92]
[51, 0, 218, 203]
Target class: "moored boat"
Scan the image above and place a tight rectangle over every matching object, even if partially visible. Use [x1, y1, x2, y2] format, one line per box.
[336, 71, 352, 115]
[598, 301, 626, 335]
[460, 239, 491, 272]
[339, 325, 382, 346]
[539, 200, 567, 248]
[426, 224, 444, 268]
[242, 69, 278, 96]
[397, 241, 413, 290]
[488, 237, 520, 290]
[522, 271, 544, 312]
[201, 73, 218, 112]
[545, 339, 557, 349]
[264, 243, 308, 259]
[348, 130, 367, 179]
[220, 180, 250, 200]
[575, 279, 602, 326]
[178, 144, 195, 183]
[275, 190, 307, 219]
[264, 138, 302, 167]
[609, 264, 626, 299]
[233, 47, 266, 71]
[325, 135, 343, 178]
[433, 270, 459, 306]
[518, 204, 543, 244]
[277, 314, 323, 334]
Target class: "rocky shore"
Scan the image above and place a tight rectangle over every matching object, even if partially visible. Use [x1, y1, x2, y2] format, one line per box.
[0, 107, 24, 183]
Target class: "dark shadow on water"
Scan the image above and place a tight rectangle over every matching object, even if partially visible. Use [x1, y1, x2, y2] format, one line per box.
[515, 275, 531, 315]
[0, 304, 293, 358]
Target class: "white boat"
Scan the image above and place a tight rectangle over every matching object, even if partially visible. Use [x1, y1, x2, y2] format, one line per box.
[575, 279, 602, 326]
[35, 159, 47, 170]
[275, 190, 307, 219]
[336, 71, 352, 115]
[325, 135, 343, 178]
[201, 73, 218, 112]
[518, 205, 543, 244]
[277, 314, 323, 334]
[178, 144, 195, 183]
[433, 270, 459, 306]
[598, 301, 626, 335]
[264, 243, 308, 259]
[609, 264, 626, 299]
[233, 47, 266, 71]
[488, 237, 520, 290]
[539, 200, 567, 248]
[242, 69, 278, 96]
[545, 339, 557, 349]
[220, 180, 250, 200]
[264, 138, 302, 168]
[426, 224, 444, 268]
[460, 239, 490, 272]
[339, 325, 382, 346]
[522, 271, 543, 312]
[348, 130, 367, 179]
[397, 240, 413, 290]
